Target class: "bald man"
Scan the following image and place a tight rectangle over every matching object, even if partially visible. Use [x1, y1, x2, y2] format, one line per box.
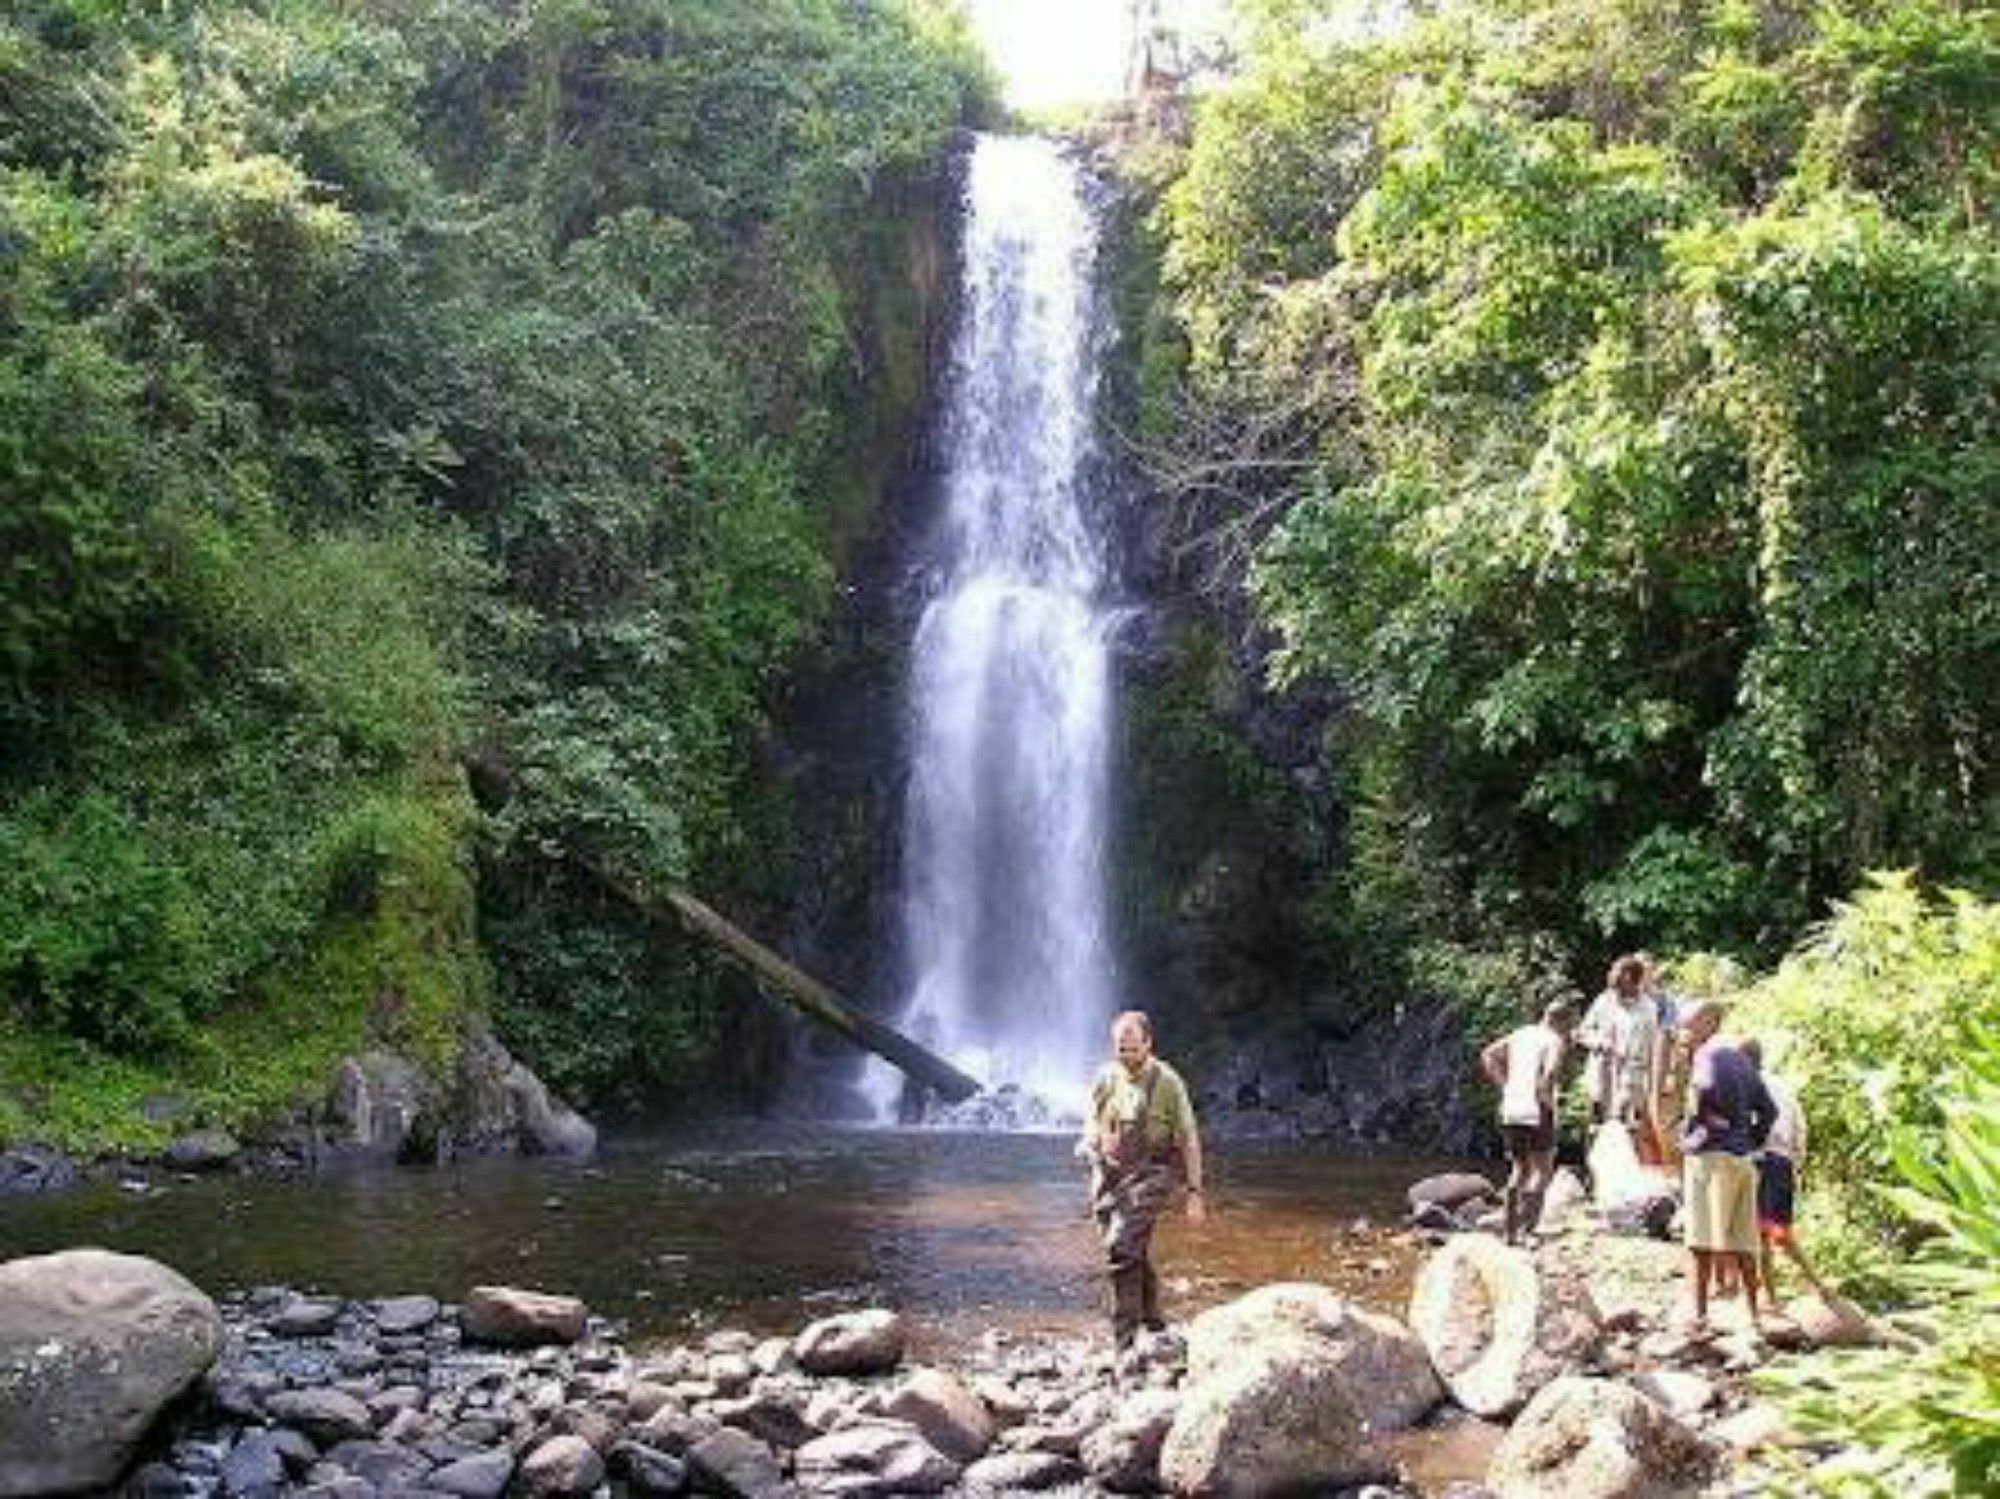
[1080, 1010, 1206, 1348]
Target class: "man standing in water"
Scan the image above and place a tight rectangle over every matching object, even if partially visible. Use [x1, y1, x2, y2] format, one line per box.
[1081, 1010, 1206, 1349]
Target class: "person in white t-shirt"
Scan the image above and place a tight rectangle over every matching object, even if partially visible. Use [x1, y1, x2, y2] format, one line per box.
[1481, 1000, 1581, 1245]
[1579, 954, 1663, 1160]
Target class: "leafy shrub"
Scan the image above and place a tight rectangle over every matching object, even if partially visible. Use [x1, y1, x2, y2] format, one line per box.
[1723, 874, 2000, 1273]
[1763, 1028, 2000, 1495]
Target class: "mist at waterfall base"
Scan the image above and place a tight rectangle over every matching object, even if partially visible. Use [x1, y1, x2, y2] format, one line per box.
[866, 135, 1122, 1127]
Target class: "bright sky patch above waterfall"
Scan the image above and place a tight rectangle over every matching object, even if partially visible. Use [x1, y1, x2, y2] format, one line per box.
[968, 0, 1232, 109]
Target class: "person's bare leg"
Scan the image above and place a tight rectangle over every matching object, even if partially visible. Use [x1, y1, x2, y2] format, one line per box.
[1689, 1249, 1714, 1329]
[1522, 1153, 1554, 1239]
[1737, 1253, 1766, 1333]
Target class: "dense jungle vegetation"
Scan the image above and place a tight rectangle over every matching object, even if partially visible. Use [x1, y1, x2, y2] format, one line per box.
[0, 0, 992, 1143]
[1128, 0, 1997, 1025]
[1126, 4, 1998, 1480]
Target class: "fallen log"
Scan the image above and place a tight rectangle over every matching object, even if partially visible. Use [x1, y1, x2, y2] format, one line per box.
[583, 866, 981, 1105]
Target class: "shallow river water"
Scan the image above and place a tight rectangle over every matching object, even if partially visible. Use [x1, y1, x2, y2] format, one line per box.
[0, 1128, 1458, 1348]
[1, 1128, 1505, 1488]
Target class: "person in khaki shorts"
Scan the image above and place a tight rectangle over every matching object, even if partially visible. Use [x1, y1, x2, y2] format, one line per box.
[1677, 1000, 1777, 1336]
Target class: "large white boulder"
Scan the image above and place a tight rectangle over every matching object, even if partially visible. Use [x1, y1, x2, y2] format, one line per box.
[1408, 1235, 1598, 1417]
[1487, 1376, 1717, 1498]
[1160, 1283, 1441, 1497]
[0, 1249, 223, 1497]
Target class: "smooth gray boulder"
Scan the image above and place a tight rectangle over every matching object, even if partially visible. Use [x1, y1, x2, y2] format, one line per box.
[163, 1129, 242, 1171]
[881, 1367, 995, 1463]
[431, 1449, 514, 1499]
[1408, 1173, 1498, 1212]
[373, 1294, 440, 1334]
[0, 1144, 76, 1195]
[1408, 1235, 1598, 1418]
[264, 1389, 373, 1445]
[687, 1426, 791, 1498]
[520, 1434, 603, 1496]
[794, 1419, 959, 1495]
[1487, 1377, 1717, 1497]
[0, 1249, 223, 1497]
[793, 1308, 906, 1376]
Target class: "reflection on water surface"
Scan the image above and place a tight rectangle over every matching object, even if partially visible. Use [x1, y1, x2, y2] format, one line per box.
[0, 1127, 1459, 1349]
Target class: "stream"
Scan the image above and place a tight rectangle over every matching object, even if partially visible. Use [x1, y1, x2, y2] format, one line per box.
[0, 1129, 1457, 1349]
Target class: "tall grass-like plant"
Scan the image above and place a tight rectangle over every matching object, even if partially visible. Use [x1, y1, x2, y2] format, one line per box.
[1763, 1031, 2000, 1495]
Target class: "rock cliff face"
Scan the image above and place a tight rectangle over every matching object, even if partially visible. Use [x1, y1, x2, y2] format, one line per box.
[758, 140, 971, 1118]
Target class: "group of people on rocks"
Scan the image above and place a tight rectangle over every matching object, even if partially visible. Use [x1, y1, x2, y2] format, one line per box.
[1481, 954, 1827, 1338]
[1072, 965, 1824, 1353]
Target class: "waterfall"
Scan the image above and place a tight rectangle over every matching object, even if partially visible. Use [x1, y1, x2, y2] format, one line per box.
[877, 134, 1119, 1119]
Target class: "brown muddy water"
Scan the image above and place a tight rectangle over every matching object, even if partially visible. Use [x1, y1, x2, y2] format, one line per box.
[0, 1128, 1461, 1347]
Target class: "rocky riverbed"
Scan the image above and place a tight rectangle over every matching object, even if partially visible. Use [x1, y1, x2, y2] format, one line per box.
[1, 1165, 1896, 1499]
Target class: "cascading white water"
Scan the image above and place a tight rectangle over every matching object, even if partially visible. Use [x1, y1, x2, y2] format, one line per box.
[875, 134, 1119, 1118]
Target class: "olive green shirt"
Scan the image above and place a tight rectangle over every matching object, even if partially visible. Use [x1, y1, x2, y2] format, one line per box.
[1091, 1058, 1197, 1153]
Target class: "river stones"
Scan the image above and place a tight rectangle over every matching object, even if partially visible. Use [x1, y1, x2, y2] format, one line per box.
[219, 1429, 288, 1496]
[265, 1388, 374, 1445]
[460, 1285, 587, 1346]
[0, 1143, 77, 1195]
[373, 1294, 440, 1334]
[962, 1450, 1086, 1492]
[794, 1418, 960, 1495]
[1407, 1172, 1498, 1212]
[1159, 1284, 1439, 1498]
[1409, 1235, 1599, 1418]
[1486, 1376, 1718, 1498]
[794, 1308, 906, 1376]
[1080, 1388, 1179, 1492]
[609, 1441, 686, 1494]
[687, 1426, 791, 1497]
[431, 1448, 515, 1498]
[268, 1294, 344, 1337]
[164, 1129, 242, 1171]
[0, 1248, 224, 1498]
[881, 1367, 995, 1463]
[712, 1388, 819, 1449]
[520, 1434, 603, 1496]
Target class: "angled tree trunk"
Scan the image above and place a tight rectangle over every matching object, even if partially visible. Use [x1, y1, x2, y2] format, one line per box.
[584, 865, 981, 1105]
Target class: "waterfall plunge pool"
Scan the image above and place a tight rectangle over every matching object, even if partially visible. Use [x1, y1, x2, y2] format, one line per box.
[0, 1128, 1466, 1350]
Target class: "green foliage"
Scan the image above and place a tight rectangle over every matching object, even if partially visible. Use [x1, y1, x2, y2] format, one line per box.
[1728, 874, 2000, 1256]
[1761, 1024, 2000, 1495]
[0, 0, 985, 1139]
[1144, 0, 2000, 1014]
